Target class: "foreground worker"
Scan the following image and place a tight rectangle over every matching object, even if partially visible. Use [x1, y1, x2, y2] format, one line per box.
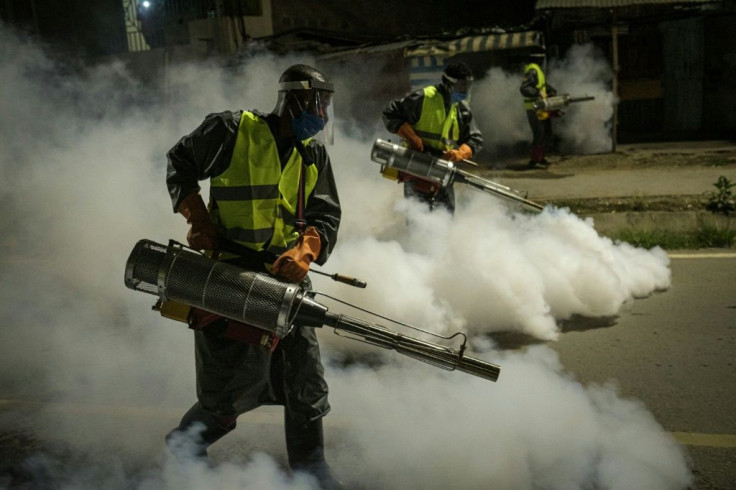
[164, 64, 343, 489]
[382, 61, 483, 213]
[520, 58, 558, 169]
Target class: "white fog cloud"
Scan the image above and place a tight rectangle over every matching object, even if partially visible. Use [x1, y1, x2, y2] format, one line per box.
[0, 24, 687, 490]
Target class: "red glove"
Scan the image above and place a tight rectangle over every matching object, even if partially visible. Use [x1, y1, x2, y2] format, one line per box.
[443, 143, 473, 162]
[177, 191, 218, 250]
[270, 227, 322, 283]
[397, 122, 424, 152]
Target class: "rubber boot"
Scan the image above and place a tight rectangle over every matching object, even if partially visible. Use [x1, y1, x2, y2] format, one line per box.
[529, 145, 545, 168]
[285, 415, 344, 490]
[165, 402, 236, 462]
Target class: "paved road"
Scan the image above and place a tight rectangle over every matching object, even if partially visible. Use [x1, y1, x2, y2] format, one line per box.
[550, 251, 736, 490]
[1, 251, 734, 489]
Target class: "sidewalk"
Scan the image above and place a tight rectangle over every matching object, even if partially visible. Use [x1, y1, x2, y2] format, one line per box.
[476, 140, 736, 236]
[484, 140, 736, 202]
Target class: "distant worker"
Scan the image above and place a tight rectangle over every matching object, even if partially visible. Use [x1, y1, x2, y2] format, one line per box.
[520, 59, 557, 169]
[382, 61, 483, 213]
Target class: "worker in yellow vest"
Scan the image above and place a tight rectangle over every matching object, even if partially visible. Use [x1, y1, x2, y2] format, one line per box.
[382, 61, 484, 213]
[520, 59, 557, 168]
[165, 64, 343, 488]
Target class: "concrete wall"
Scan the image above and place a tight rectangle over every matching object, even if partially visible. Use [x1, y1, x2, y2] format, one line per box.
[270, 0, 535, 38]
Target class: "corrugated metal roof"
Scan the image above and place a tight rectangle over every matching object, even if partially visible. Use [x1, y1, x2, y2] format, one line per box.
[402, 31, 544, 90]
[535, 0, 717, 8]
[319, 31, 544, 61]
[318, 40, 417, 60]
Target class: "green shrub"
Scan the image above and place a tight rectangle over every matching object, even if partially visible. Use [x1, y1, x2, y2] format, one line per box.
[706, 176, 735, 216]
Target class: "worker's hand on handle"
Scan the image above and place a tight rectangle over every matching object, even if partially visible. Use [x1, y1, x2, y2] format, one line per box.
[271, 226, 322, 283]
[397, 122, 424, 152]
[443, 143, 473, 163]
[177, 191, 218, 250]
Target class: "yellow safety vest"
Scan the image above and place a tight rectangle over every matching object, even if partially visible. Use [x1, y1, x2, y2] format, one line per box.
[413, 86, 460, 152]
[210, 111, 318, 256]
[523, 63, 547, 111]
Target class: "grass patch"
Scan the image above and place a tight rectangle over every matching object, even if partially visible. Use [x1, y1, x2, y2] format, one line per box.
[611, 224, 736, 249]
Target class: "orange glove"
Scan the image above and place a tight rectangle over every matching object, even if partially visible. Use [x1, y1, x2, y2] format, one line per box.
[397, 122, 424, 152]
[443, 143, 473, 162]
[270, 226, 322, 283]
[177, 191, 218, 250]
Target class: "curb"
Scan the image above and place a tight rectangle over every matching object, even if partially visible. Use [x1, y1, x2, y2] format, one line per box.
[585, 211, 733, 235]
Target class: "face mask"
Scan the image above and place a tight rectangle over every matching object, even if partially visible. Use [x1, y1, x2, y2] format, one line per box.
[291, 111, 325, 140]
[451, 91, 468, 104]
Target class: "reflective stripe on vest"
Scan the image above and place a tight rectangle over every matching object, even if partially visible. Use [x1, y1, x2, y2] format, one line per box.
[523, 63, 547, 110]
[413, 86, 460, 151]
[210, 111, 318, 255]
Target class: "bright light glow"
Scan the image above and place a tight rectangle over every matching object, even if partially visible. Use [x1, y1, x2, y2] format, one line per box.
[142, 1, 150, 8]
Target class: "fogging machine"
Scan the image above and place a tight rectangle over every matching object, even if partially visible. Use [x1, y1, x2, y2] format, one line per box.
[533, 94, 595, 112]
[124, 239, 501, 382]
[370, 139, 544, 212]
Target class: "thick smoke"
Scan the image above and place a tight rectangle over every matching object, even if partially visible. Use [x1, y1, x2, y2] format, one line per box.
[472, 42, 614, 156]
[0, 24, 688, 489]
[548, 43, 616, 154]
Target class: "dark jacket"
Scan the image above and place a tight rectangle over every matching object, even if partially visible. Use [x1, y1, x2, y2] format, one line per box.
[165, 109, 340, 424]
[166, 110, 341, 265]
[382, 83, 483, 157]
[520, 67, 557, 102]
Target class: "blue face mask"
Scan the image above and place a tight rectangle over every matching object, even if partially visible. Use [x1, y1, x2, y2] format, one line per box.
[291, 111, 325, 140]
[451, 91, 468, 104]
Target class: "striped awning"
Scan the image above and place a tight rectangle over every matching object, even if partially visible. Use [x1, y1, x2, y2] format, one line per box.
[405, 31, 544, 58]
[405, 31, 544, 90]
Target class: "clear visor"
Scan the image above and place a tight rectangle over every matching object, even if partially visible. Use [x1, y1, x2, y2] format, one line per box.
[280, 81, 335, 144]
[443, 75, 473, 96]
[315, 89, 334, 145]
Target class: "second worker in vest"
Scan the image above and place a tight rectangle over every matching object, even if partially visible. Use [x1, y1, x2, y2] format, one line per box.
[382, 61, 483, 214]
[165, 64, 343, 489]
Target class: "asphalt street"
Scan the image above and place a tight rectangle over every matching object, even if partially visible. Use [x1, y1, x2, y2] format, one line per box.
[1, 252, 734, 489]
[549, 251, 736, 490]
[1, 141, 734, 489]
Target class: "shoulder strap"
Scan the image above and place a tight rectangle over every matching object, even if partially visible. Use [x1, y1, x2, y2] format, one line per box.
[292, 140, 313, 233]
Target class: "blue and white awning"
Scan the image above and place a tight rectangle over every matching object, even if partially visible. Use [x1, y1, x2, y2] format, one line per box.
[406, 31, 545, 90]
[405, 31, 545, 58]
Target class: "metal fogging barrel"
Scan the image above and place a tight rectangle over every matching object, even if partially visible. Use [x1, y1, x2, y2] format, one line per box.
[371, 138, 456, 188]
[370, 138, 544, 212]
[124, 239, 501, 382]
[124, 239, 327, 338]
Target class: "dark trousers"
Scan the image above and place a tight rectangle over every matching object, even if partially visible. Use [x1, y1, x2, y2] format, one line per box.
[526, 109, 553, 163]
[404, 180, 455, 214]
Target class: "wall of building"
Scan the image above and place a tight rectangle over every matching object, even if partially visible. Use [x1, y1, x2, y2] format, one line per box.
[543, 5, 736, 142]
[270, 0, 535, 39]
[661, 17, 704, 134]
[703, 13, 736, 135]
[1, 0, 127, 56]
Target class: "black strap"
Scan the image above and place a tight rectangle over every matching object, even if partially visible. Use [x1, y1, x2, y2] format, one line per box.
[293, 140, 313, 233]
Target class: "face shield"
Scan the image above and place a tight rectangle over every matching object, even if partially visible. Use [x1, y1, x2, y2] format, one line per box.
[279, 79, 335, 144]
[443, 74, 473, 104]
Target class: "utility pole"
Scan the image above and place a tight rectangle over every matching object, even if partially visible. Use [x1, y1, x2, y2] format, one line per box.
[611, 9, 619, 153]
[29, 0, 40, 34]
